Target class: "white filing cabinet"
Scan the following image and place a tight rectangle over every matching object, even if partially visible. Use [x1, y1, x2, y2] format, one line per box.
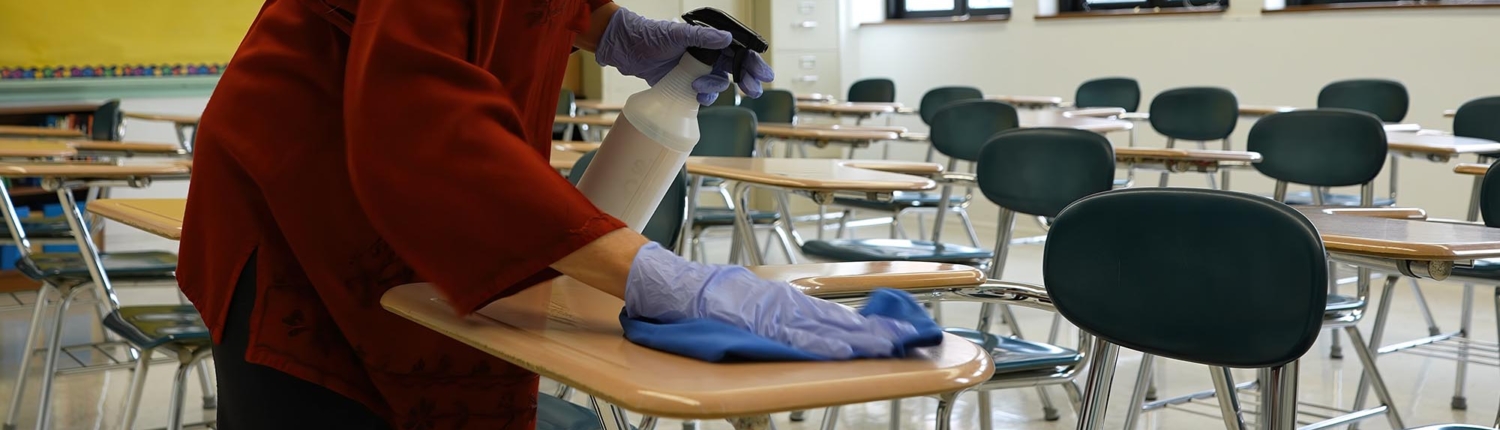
[754, 0, 843, 97]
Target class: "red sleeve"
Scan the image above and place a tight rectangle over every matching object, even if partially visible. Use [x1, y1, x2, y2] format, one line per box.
[343, 0, 625, 314]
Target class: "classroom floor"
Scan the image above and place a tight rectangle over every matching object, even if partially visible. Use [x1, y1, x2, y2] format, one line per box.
[1, 189, 1497, 429]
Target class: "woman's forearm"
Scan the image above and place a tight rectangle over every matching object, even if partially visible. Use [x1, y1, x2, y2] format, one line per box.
[549, 227, 647, 299]
[574, 2, 621, 52]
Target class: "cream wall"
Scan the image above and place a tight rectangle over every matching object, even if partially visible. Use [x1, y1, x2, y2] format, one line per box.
[843, 0, 1500, 225]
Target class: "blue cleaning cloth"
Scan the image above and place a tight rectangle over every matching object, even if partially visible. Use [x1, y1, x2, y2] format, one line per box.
[620, 288, 944, 362]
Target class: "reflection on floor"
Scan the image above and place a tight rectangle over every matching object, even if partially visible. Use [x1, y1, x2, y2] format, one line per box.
[1, 214, 1495, 430]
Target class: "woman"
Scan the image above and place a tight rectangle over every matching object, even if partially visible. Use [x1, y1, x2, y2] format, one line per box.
[180, 0, 917, 428]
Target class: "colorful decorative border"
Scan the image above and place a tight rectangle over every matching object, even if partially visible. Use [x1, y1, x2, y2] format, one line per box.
[0, 63, 226, 80]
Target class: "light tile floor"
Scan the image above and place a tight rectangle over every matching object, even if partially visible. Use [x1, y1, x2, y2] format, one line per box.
[2, 198, 1497, 429]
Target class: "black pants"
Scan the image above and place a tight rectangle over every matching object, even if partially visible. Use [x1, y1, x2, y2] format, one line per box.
[213, 254, 390, 429]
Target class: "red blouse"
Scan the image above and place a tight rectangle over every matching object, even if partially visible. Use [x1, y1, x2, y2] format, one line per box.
[177, 0, 622, 427]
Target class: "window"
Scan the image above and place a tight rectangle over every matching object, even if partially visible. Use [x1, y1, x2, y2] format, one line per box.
[1058, 0, 1225, 11]
[888, 0, 1012, 19]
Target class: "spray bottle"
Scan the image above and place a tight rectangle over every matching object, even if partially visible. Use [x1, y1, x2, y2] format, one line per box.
[575, 8, 768, 231]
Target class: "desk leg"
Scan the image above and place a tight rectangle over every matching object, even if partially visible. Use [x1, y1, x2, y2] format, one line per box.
[732, 182, 764, 266]
[1076, 338, 1119, 430]
[589, 396, 633, 430]
[1219, 137, 1231, 191]
[1387, 155, 1398, 203]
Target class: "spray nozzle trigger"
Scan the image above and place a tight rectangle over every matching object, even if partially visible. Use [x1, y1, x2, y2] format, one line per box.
[681, 7, 768, 86]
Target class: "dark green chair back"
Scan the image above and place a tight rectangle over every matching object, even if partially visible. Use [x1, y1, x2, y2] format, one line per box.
[739, 89, 795, 124]
[568, 151, 687, 250]
[930, 100, 1017, 162]
[977, 128, 1116, 218]
[693, 107, 757, 158]
[847, 78, 896, 103]
[1454, 96, 1500, 150]
[1480, 160, 1500, 228]
[1248, 109, 1387, 188]
[92, 100, 123, 141]
[712, 88, 738, 107]
[1317, 79, 1408, 123]
[554, 89, 576, 135]
[919, 86, 985, 126]
[1044, 188, 1327, 368]
[1075, 77, 1141, 112]
[1148, 87, 1238, 141]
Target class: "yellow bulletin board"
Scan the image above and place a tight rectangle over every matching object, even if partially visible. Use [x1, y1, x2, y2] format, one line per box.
[0, 0, 263, 80]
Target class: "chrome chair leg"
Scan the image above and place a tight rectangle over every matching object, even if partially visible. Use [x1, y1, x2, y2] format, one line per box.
[554, 384, 574, 401]
[1158, 138, 1175, 187]
[1328, 260, 1343, 359]
[196, 361, 217, 409]
[1351, 276, 1399, 417]
[1077, 339, 1120, 430]
[1209, 366, 1247, 430]
[818, 406, 840, 430]
[166, 349, 213, 430]
[1408, 278, 1442, 336]
[837, 209, 852, 239]
[1046, 313, 1062, 345]
[1493, 285, 1500, 428]
[1453, 283, 1475, 410]
[119, 347, 154, 430]
[1122, 353, 1155, 430]
[773, 222, 797, 264]
[957, 209, 981, 248]
[999, 305, 1024, 338]
[935, 392, 959, 430]
[888, 399, 902, 430]
[1063, 381, 1084, 413]
[888, 209, 900, 239]
[1195, 141, 1218, 190]
[976, 391, 992, 430]
[1344, 326, 1404, 429]
[4, 284, 55, 430]
[1038, 386, 1061, 421]
[1259, 363, 1299, 430]
[34, 286, 86, 430]
[589, 395, 633, 430]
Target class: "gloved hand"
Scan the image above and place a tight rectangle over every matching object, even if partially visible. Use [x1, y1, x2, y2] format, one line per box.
[594, 7, 775, 106]
[625, 243, 918, 360]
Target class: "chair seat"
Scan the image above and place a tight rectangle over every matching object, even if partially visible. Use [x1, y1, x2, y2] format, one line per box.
[1325, 294, 1364, 313]
[1451, 258, 1500, 281]
[102, 305, 210, 351]
[802, 239, 992, 263]
[693, 208, 780, 227]
[17, 251, 177, 281]
[832, 192, 965, 212]
[944, 328, 1083, 374]
[5, 216, 75, 239]
[1282, 191, 1395, 207]
[538, 393, 629, 430]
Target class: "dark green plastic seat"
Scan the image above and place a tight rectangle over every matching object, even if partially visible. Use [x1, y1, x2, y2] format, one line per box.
[694, 107, 758, 158]
[801, 239, 991, 263]
[739, 89, 795, 124]
[101, 306, 210, 350]
[4, 216, 76, 239]
[1046, 188, 1327, 368]
[1454, 96, 1500, 158]
[847, 78, 896, 103]
[1075, 77, 1141, 112]
[692, 208, 779, 227]
[919, 87, 985, 126]
[1249, 109, 1388, 207]
[1452, 160, 1500, 281]
[944, 328, 1083, 374]
[567, 151, 687, 250]
[1317, 79, 1408, 123]
[978, 128, 1116, 219]
[711, 88, 738, 107]
[555, 89, 576, 136]
[93, 100, 124, 141]
[17, 251, 177, 281]
[1149, 87, 1238, 142]
[830, 192, 964, 212]
[933, 100, 1019, 162]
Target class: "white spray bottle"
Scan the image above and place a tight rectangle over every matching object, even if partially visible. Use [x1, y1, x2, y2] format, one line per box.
[575, 8, 768, 231]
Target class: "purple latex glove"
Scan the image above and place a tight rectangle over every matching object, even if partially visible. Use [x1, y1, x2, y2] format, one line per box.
[595, 7, 775, 105]
[625, 243, 916, 359]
